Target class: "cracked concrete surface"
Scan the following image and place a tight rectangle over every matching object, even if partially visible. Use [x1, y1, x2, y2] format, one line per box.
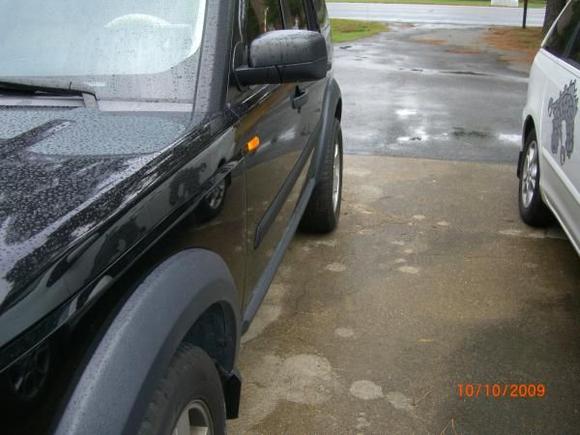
[229, 156, 580, 434]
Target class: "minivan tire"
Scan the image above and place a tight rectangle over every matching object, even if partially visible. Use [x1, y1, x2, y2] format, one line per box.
[300, 118, 343, 233]
[519, 129, 552, 227]
[138, 344, 225, 435]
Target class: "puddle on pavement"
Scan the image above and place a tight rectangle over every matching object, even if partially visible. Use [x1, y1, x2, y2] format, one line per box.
[448, 70, 490, 77]
[498, 133, 521, 144]
[396, 109, 419, 118]
[452, 127, 490, 139]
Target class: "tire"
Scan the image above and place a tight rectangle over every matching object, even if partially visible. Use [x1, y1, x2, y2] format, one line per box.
[519, 129, 551, 227]
[138, 344, 226, 435]
[300, 118, 343, 233]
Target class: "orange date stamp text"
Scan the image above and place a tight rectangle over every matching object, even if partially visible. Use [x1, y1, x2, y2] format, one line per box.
[457, 383, 546, 399]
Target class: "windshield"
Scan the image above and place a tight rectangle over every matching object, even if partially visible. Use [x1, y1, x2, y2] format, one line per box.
[0, 0, 206, 103]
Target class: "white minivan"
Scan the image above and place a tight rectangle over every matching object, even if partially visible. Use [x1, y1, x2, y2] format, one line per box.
[519, 0, 580, 255]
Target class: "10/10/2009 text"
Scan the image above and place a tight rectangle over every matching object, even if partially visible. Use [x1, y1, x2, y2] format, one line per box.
[457, 384, 547, 399]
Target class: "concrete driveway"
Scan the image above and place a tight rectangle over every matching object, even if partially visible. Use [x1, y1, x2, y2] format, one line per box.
[229, 25, 580, 434]
[328, 3, 545, 27]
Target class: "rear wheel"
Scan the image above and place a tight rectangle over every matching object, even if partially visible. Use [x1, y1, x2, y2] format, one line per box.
[519, 129, 551, 227]
[138, 344, 225, 435]
[300, 118, 343, 233]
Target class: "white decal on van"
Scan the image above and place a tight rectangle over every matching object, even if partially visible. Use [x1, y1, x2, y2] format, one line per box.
[548, 80, 578, 165]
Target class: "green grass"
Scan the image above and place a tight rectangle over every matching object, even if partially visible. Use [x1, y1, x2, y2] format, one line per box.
[327, 0, 545, 8]
[331, 19, 389, 43]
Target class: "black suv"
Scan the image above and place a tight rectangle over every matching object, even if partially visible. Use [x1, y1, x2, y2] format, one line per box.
[0, 0, 342, 433]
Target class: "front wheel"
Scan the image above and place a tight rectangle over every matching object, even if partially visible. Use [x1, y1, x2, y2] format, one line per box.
[138, 344, 225, 435]
[300, 118, 343, 233]
[518, 129, 551, 227]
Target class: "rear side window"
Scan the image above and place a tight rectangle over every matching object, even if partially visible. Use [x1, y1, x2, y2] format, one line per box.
[285, 0, 308, 29]
[246, 0, 284, 43]
[544, 1, 580, 63]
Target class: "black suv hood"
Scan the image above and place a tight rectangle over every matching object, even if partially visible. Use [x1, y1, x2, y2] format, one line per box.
[0, 106, 190, 309]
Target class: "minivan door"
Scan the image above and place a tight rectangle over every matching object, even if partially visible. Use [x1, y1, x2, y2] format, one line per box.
[540, 3, 580, 244]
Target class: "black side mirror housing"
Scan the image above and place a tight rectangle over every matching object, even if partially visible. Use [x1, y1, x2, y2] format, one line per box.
[235, 30, 329, 86]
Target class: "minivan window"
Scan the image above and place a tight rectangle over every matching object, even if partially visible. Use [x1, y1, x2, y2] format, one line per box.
[544, 1, 580, 61]
[247, 0, 285, 43]
[0, 0, 206, 102]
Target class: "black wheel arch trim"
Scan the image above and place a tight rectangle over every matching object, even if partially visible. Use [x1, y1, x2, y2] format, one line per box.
[313, 78, 342, 184]
[53, 249, 241, 435]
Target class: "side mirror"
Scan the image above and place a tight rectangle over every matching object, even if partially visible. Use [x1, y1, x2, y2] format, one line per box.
[235, 30, 329, 86]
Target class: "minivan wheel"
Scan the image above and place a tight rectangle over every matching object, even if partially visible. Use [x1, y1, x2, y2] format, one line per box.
[519, 129, 551, 227]
[300, 118, 343, 233]
[138, 344, 225, 435]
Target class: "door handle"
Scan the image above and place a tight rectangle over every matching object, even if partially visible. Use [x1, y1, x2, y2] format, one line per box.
[291, 87, 309, 111]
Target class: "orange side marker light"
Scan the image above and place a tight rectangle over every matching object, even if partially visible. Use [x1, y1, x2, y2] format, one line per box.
[246, 136, 261, 153]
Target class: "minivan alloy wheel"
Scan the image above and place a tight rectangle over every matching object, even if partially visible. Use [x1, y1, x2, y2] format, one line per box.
[521, 139, 539, 209]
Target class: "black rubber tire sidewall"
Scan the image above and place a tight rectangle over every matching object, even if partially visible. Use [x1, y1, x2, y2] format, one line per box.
[299, 118, 343, 233]
[138, 344, 226, 435]
[518, 129, 551, 227]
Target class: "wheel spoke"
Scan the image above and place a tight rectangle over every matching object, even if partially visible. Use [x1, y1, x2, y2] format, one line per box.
[172, 410, 191, 435]
[528, 146, 535, 164]
[521, 141, 540, 209]
[173, 401, 212, 435]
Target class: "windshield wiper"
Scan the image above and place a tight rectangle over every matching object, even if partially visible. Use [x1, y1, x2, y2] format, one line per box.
[0, 80, 98, 107]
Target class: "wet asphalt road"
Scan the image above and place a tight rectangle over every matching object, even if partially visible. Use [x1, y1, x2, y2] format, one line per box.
[328, 3, 545, 27]
[334, 24, 531, 163]
[229, 25, 580, 433]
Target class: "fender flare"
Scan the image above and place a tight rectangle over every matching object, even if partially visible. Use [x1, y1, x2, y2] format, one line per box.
[312, 77, 342, 182]
[54, 249, 240, 435]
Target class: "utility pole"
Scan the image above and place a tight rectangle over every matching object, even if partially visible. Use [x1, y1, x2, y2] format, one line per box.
[523, 0, 529, 29]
